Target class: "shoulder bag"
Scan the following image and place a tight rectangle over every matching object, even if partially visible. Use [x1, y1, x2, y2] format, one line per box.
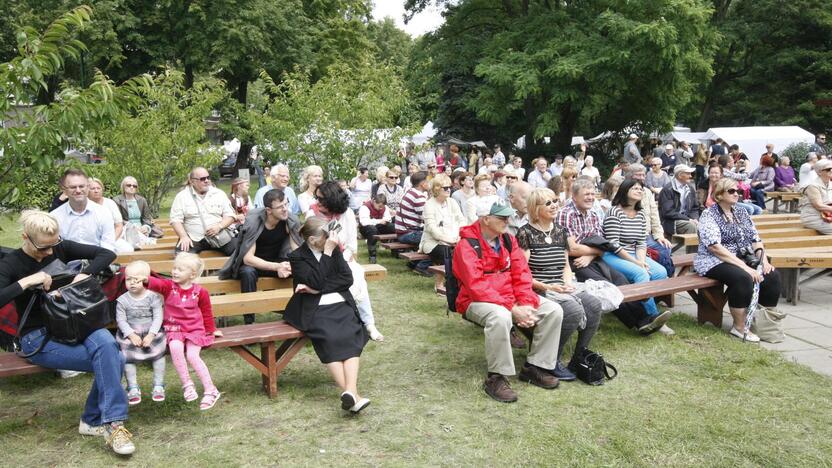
[192, 189, 234, 248]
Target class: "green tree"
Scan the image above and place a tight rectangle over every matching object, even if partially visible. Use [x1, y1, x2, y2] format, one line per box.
[367, 17, 413, 71]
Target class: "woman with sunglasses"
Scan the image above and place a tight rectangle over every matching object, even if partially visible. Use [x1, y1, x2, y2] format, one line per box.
[694, 178, 780, 342]
[0, 210, 137, 454]
[113, 176, 160, 238]
[376, 169, 404, 215]
[517, 188, 603, 380]
[799, 159, 832, 235]
[419, 174, 466, 292]
[645, 157, 670, 195]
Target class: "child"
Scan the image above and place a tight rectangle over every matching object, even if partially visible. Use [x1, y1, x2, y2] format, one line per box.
[146, 252, 223, 410]
[116, 261, 167, 404]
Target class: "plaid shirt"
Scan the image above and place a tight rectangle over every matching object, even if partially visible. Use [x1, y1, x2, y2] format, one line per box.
[556, 199, 602, 243]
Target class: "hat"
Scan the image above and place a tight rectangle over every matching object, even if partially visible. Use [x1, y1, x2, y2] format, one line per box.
[665, 144, 674, 150]
[488, 199, 516, 217]
[628, 133, 638, 140]
[815, 159, 832, 174]
[673, 164, 695, 176]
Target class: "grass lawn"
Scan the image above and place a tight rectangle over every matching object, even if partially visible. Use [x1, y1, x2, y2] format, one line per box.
[2, 180, 832, 465]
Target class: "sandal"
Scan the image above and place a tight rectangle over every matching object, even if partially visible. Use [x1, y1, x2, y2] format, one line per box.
[151, 385, 166, 402]
[127, 386, 141, 406]
[183, 382, 198, 402]
[200, 390, 222, 411]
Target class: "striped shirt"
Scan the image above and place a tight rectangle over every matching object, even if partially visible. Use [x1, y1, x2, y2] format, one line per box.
[394, 188, 427, 234]
[516, 223, 569, 285]
[602, 206, 647, 254]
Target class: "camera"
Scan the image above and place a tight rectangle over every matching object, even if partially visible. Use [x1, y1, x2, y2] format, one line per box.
[737, 245, 761, 269]
[322, 220, 341, 234]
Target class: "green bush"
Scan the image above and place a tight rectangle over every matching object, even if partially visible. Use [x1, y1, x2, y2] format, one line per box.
[781, 142, 811, 172]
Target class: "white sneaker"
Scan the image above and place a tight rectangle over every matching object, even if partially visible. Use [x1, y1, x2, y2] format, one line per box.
[78, 420, 106, 437]
[366, 325, 384, 342]
[658, 324, 676, 336]
[106, 425, 136, 455]
[730, 328, 760, 343]
[58, 370, 83, 379]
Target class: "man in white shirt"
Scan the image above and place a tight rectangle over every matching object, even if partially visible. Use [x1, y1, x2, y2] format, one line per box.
[527, 157, 552, 188]
[358, 193, 395, 264]
[50, 169, 116, 252]
[253, 164, 300, 214]
[169, 167, 237, 255]
[506, 181, 531, 236]
[549, 155, 564, 177]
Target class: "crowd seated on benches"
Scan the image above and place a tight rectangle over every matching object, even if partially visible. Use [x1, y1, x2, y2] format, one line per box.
[799, 159, 832, 235]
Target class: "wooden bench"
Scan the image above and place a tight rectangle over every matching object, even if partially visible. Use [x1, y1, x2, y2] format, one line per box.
[765, 192, 801, 214]
[766, 248, 832, 305]
[379, 242, 416, 256]
[147, 256, 229, 274]
[116, 249, 226, 263]
[751, 213, 799, 221]
[618, 275, 725, 327]
[373, 233, 398, 242]
[400, 251, 430, 262]
[674, 227, 819, 253]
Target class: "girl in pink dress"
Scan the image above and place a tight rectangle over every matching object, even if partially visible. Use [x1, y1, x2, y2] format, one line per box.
[146, 252, 223, 410]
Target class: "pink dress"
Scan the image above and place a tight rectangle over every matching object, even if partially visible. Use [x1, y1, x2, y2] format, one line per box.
[147, 276, 215, 347]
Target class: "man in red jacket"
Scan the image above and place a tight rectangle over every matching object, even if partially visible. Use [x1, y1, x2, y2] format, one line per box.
[453, 197, 564, 403]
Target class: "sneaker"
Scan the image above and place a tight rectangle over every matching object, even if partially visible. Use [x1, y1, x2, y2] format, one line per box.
[105, 424, 135, 456]
[637, 311, 672, 336]
[127, 386, 141, 406]
[552, 362, 576, 381]
[483, 374, 518, 403]
[658, 324, 676, 336]
[413, 267, 432, 277]
[518, 363, 560, 389]
[349, 397, 371, 414]
[340, 391, 356, 410]
[366, 324, 384, 342]
[151, 385, 166, 402]
[509, 328, 526, 349]
[78, 420, 106, 437]
[368, 255, 377, 264]
[58, 370, 83, 379]
[200, 390, 222, 411]
[730, 327, 760, 343]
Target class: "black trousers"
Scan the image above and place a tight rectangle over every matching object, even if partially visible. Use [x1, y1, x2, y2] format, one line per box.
[705, 262, 781, 309]
[571, 258, 652, 330]
[429, 244, 452, 266]
[359, 223, 396, 257]
[239, 266, 280, 324]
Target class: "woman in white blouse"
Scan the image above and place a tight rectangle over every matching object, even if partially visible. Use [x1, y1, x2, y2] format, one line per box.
[298, 165, 323, 214]
[420, 174, 466, 291]
[580, 155, 601, 189]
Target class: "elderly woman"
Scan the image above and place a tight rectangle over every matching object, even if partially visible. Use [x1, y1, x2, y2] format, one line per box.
[645, 157, 670, 195]
[370, 165, 389, 197]
[580, 155, 601, 189]
[284, 217, 371, 413]
[376, 168, 405, 215]
[748, 155, 776, 209]
[420, 174, 466, 287]
[799, 159, 832, 235]
[0, 211, 135, 454]
[799, 153, 819, 189]
[88, 178, 134, 253]
[298, 165, 324, 214]
[517, 188, 603, 381]
[113, 176, 160, 238]
[694, 178, 781, 342]
[774, 157, 796, 192]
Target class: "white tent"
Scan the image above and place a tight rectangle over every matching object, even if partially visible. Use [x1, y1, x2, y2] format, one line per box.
[412, 121, 437, 145]
[703, 126, 815, 171]
[515, 135, 585, 149]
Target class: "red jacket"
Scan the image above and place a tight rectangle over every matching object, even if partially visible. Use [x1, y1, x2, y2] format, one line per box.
[453, 222, 540, 314]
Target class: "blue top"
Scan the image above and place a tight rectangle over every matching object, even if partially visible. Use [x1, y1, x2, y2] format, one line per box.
[50, 201, 116, 252]
[253, 185, 300, 215]
[694, 203, 761, 275]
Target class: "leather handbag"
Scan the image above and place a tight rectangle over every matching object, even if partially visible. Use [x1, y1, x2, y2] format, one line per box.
[570, 348, 618, 385]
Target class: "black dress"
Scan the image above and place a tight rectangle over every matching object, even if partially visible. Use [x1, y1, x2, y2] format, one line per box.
[284, 244, 368, 363]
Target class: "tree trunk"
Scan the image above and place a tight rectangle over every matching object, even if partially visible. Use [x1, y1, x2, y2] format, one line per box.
[184, 64, 194, 89]
[233, 79, 251, 172]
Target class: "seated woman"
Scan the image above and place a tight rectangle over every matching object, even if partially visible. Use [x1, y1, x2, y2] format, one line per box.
[284, 217, 371, 413]
[774, 156, 796, 192]
[419, 174, 466, 292]
[298, 165, 324, 214]
[560, 166, 579, 202]
[113, 176, 161, 238]
[699, 163, 761, 216]
[88, 177, 135, 253]
[517, 188, 603, 381]
[601, 178, 673, 333]
[799, 159, 832, 235]
[228, 177, 253, 226]
[0, 211, 135, 454]
[597, 175, 623, 218]
[580, 155, 601, 189]
[748, 155, 776, 210]
[694, 178, 781, 342]
[645, 157, 670, 195]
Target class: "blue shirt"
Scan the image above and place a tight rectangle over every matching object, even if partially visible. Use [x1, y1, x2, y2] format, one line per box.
[253, 185, 300, 215]
[50, 200, 116, 252]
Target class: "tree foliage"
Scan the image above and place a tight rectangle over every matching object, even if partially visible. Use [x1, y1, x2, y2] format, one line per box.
[367, 17, 413, 71]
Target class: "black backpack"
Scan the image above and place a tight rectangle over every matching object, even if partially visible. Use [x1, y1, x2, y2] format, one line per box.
[445, 233, 512, 313]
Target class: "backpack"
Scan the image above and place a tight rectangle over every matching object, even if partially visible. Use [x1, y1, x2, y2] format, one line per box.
[445, 233, 512, 313]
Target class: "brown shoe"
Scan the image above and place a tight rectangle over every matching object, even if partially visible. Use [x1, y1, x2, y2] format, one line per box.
[518, 363, 559, 389]
[510, 328, 526, 349]
[483, 374, 518, 403]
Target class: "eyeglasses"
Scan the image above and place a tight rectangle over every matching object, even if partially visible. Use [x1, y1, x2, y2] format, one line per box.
[124, 184, 138, 188]
[29, 236, 62, 252]
[506, 176, 517, 180]
[726, 188, 739, 195]
[544, 200, 558, 207]
[191, 176, 210, 182]
[442, 186, 452, 191]
[387, 175, 398, 179]
[822, 168, 832, 172]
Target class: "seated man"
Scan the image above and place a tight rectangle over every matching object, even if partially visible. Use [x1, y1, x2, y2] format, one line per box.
[169, 167, 237, 255]
[253, 164, 300, 215]
[394, 171, 431, 273]
[358, 193, 395, 264]
[557, 179, 671, 335]
[453, 198, 564, 403]
[50, 168, 116, 253]
[658, 164, 701, 235]
[217, 189, 301, 324]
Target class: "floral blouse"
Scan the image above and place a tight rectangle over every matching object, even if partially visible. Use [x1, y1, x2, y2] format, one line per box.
[694, 203, 761, 275]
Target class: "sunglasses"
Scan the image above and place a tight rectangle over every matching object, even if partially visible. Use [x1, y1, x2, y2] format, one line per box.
[442, 186, 452, 191]
[124, 184, 138, 188]
[822, 168, 832, 172]
[544, 200, 558, 207]
[726, 188, 739, 195]
[506, 176, 518, 180]
[191, 176, 211, 182]
[29, 236, 62, 252]
[387, 175, 398, 179]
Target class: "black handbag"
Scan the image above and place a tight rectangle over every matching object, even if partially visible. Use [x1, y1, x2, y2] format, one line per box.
[15, 275, 113, 358]
[570, 348, 618, 385]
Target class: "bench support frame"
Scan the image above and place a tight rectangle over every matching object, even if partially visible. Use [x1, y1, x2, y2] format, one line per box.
[229, 336, 309, 398]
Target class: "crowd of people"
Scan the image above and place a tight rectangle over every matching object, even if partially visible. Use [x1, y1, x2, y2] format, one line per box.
[0, 130, 829, 455]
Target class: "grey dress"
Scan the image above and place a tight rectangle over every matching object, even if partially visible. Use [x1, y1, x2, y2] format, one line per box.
[115, 291, 166, 362]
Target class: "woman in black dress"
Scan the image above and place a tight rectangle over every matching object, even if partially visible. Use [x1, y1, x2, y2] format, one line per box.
[284, 217, 370, 413]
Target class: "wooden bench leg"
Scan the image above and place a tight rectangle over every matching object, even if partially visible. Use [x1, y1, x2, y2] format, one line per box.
[261, 342, 277, 398]
[772, 199, 780, 214]
[689, 284, 726, 328]
[228, 336, 307, 398]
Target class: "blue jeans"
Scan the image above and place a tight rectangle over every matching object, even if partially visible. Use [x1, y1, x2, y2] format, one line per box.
[21, 327, 128, 426]
[602, 252, 668, 316]
[646, 235, 674, 277]
[749, 187, 767, 210]
[737, 202, 762, 216]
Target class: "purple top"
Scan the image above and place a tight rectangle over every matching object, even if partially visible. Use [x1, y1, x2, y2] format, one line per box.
[774, 166, 796, 188]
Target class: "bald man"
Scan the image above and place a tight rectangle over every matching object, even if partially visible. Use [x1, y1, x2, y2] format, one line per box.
[507, 181, 532, 236]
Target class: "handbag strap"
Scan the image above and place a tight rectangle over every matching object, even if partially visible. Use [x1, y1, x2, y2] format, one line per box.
[604, 361, 618, 380]
[191, 188, 211, 234]
[14, 292, 48, 358]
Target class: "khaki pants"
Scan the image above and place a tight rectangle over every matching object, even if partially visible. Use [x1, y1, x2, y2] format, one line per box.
[674, 219, 698, 234]
[465, 298, 563, 376]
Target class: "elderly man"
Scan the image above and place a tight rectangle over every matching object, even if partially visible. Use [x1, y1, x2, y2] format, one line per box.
[676, 141, 693, 167]
[453, 197, 563, 403]
[623, 133, 642, 164]
[658, 164, 701, 235]
[557, 179, 671, 335]
[527, 157, 552, 188]
[253, 164, 300, 214]
[169, 167, 237, 255]
[50, 168, 116, 253]
[506, 181, 532, 236]
[626, 164, 676, 279]
[218, 189, 301, 324]
[660, 144, 677, 173]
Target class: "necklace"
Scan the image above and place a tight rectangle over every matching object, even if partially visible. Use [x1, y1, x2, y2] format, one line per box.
[533, 222, 555, 243]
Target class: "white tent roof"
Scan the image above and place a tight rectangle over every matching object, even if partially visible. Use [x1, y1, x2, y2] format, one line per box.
[703, 126, 815, 170]
[412, 121, 436, 145]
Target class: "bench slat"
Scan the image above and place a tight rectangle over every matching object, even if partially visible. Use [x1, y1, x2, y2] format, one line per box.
[212, 321, 303, 348]
[0, 353, 47, 378]
[196, 264, 387, 294]
[619, 275, 720, 302]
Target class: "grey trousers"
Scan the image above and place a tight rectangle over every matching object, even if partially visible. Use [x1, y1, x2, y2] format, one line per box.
[465, 298, 563, 376]
[674, 220, 698, 234]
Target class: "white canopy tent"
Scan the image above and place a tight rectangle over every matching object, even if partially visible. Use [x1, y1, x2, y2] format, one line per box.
[411, 121, 437, 146]
[703, 126, 815, 171]
[515, 135, 585, 149]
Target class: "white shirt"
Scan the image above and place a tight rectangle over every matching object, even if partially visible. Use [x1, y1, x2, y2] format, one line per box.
[51, 200, 116, 252]
[528, 169, 552, 188]
[349, 177, 373, 210]
[94, 198, 124, 225]
[298, 192, 316, 214]
[306, 207, 359, 261]
[358, 204, 393, 226]
[799, 163, 818, 189]
[549, 164, 564, 177]
[169, 186, 235, 242]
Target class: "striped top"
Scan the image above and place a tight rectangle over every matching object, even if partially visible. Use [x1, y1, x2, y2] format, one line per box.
[394, 187, 427, 234]
[602, 206, 647, 254]
[516, 222, 569, 285]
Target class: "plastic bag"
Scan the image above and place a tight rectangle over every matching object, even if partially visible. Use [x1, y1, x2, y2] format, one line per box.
[580, 279, 624, 313]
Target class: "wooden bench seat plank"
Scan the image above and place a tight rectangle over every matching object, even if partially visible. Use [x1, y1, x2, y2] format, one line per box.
[400, 252, 430, 261]
[211, 290, 293, 317]
[380, 242, 415, 251]
[0, 353, 48, 378]
[117, 249, 226, 263]
[196, 264, 387, 294]
[148, 256, 228, 274]
[674, 228, 818, 248]
[212, 321, 303, 348]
